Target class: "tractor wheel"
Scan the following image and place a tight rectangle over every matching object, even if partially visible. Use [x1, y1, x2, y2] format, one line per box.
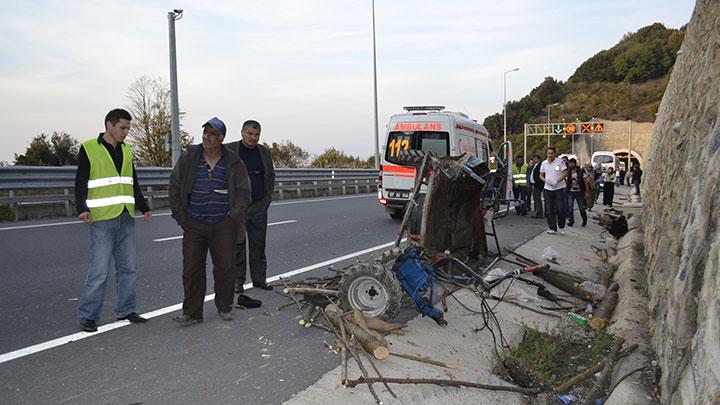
[389, 209, 404, 220]
[338, 262, 402, 321]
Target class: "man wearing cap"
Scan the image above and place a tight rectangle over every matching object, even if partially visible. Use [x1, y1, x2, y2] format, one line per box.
[226, 120, 276, 309]
[74, 108, 152, 333]
[169, 117, 252, 323]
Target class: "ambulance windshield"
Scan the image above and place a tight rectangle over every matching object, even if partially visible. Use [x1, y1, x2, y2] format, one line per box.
[385, 131, 449, 165]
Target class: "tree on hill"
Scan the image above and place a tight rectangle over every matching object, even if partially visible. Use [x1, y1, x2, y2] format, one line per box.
[126, 76, 192, 167]
[14, 132, 79, 166]
[310, 148, 371, 168]
[266, 140, 310, 168]
[483, 23, 685, 133]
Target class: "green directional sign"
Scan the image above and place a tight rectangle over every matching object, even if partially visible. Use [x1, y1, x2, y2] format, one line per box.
[554, 124, 564, 134]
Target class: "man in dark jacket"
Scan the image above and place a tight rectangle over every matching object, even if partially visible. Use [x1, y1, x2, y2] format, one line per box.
[632, 163, 642, 196]
[169, 117, 252, 323]
[226, 120, 276, 308]
[565, 158, 587, 226]
[528, 154, 545, 218]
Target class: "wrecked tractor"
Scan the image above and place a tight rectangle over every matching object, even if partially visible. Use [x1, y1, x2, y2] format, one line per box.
[337, 148, 511, 323]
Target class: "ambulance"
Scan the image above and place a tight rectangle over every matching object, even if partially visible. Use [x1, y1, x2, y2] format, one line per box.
[378, 106, 492, 219]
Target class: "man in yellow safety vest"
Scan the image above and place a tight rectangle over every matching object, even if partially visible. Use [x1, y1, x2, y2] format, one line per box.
[74, 108, 152, 332]
[512, 155, 529, 215]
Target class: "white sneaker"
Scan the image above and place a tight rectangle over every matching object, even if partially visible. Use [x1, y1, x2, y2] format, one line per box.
[560, 229, 566, 235]
[546, 229, 557, 234]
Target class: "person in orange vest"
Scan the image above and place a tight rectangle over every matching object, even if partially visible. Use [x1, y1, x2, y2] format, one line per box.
[74, 108, 152, 333]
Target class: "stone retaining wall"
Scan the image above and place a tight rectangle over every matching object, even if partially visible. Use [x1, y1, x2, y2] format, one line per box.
[641, 0, 720, 403]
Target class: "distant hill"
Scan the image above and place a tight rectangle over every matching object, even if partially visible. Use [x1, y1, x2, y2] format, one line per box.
[484, 22, 686, 148]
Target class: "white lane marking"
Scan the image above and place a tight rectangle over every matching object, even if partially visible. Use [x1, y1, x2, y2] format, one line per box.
[152, 220, 298, 242]
[0, 238, 404, 365]
[271, 194, 373, 206]
[0, 194, 374, 231]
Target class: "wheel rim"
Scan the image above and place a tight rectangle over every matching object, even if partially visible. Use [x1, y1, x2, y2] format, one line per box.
[347, 275, 389, 317]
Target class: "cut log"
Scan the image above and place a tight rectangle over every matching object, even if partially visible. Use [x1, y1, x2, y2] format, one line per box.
[583, 339, 625, 405]
[590, 282, 619, 330]
[351, 309, 385, 341]
[533, 268, 597, 302]
[324, 304, 389, 360]
[283, 287, 340, 297]
[363, 316, 407, 333]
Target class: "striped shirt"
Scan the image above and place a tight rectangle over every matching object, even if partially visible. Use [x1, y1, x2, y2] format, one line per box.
[188, 156, 230, 224]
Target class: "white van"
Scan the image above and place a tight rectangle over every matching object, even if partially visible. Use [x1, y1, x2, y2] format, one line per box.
[378, 106, 492, 219]
[591, 151, 617, 172]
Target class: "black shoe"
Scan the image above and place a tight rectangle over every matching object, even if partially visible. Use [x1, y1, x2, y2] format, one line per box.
[567, 221, 574, 227]
[80, 319, 97, 332]
[235, 281, 244, 294]
[236, 294, 262, 309]
[172, 314, 203, 324]
[252, 282, 273, 291]
[582, 219, 587, 227]
[117, 312, 147, 323]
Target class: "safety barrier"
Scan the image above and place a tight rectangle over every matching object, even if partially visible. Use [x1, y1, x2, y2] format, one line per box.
[0, 166, 379, 220]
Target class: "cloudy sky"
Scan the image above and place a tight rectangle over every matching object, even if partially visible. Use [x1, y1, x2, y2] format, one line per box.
[0, 0, 694, 164]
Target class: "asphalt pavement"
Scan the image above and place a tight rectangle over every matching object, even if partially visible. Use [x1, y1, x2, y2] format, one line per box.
[0, 194, 547, 404]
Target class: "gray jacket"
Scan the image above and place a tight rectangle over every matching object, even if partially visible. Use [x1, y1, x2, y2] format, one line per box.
[225, 141, 276, 211]
[169, 144, 252, 237]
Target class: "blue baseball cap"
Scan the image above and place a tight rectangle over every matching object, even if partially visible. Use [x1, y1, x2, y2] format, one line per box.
[202, 117, 227, 137]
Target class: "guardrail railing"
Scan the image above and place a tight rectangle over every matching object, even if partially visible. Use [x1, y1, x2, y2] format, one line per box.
[0, 166, 379, 220]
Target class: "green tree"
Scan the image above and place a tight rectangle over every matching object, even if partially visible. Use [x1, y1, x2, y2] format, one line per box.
[14, 132, 79, 166]
[267, 140, 310, 168]
[126, 76, 192, 167]
[310, 148, 368, 168]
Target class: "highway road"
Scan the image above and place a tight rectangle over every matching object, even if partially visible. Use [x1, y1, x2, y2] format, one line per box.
[0, 194, 547, 404]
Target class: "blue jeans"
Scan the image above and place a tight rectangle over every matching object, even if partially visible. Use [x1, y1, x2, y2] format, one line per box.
[78, 211, 137, 321]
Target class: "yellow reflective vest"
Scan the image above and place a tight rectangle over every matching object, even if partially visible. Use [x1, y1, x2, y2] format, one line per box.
[82, 139, 135, 221]
[512, 164, 528, 187]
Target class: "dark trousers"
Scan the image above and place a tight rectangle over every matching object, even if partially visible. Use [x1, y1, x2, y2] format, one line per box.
[181, 216, 237, 318]
[532, 185, 544, 216]
[235, 203, 269, 287]
[543, 189, 566, 231]
[603, 182, 615, 205]
[563, 191, 573, 218]
[513, 186, 530, 214]
[567, 191, 587, 225]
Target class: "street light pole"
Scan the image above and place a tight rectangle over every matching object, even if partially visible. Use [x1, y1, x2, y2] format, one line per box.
[168, 9, 183, 166]
[371, 0, 380, 170]
[546, 102, 559, 147]
[503, 67, 519, 143]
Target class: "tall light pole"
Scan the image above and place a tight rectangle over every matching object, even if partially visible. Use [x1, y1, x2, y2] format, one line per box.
[546, 102, 559, 147]
[168, 9, 183, 166]
[503, 67, 519, 143]
[371, 0, 380, 170]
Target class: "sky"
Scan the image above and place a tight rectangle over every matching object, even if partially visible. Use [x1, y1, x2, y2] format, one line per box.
[0, 0, 695, 164]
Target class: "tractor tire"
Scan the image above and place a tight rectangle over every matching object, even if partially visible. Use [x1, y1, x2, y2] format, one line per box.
[338, 262, 402, 321]
[389, 209, 404, 220]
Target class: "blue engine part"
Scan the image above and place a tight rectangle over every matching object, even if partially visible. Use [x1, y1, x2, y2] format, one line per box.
[392, 246, 446, 325]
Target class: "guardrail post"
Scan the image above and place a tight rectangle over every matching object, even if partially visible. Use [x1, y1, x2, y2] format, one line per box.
[342, 180, 346, 195]
[296, 182, 301, 198]
[278, 182, 284, 200]
[63, 189, 71, 216]
[313, 181, 318, 197]
[147, 186, 154, 211]
[354, 179, 359, 194]
[328, 180, 333, 196]
[9, 190, 18, 221]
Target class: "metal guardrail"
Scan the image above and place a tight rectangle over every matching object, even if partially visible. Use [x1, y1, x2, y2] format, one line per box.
[0, 166, 379, 220]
